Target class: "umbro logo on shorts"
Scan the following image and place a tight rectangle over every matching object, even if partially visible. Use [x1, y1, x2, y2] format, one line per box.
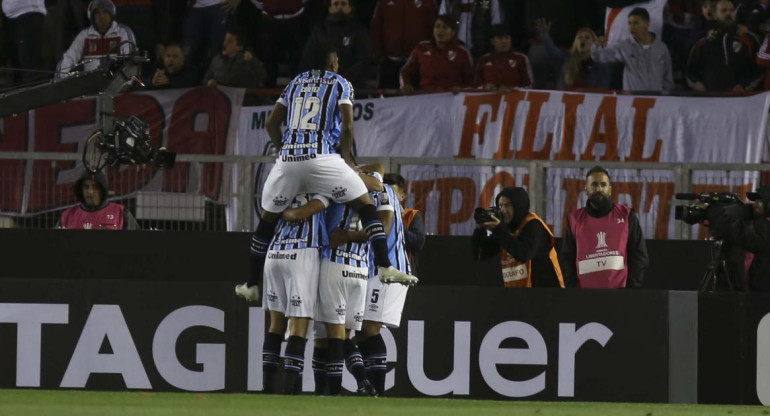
[273, 196, 289, 206]
[290, 296, 302, 307]
[368, 304, 379, 313]
[332, 186, 347, 199]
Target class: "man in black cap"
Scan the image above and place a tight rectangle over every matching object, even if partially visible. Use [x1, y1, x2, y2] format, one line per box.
[707, 185, 770, 292]
[472, 186, 564, 288]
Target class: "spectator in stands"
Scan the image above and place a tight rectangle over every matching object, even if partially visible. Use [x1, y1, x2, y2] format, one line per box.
[559, 166, 648, 289]
[204, 31, 266, 88]
[472, 187, 564, 288]
[399, 15, 474, 94]
[756, 27, 770, 89]
[2, 0, 47, 83]
[536, 20, 613, 89]
[383, 173, 426, 274]
[56, 0, 137, 78]
[300, 0, 373, 90]
[685, 0, 718, 53]
[591, 7, 674, 91]
[59, 170, 139, 230]
[150, 42, 199, 89]
[230, 0, 309, 88]
[183, 0, 229, 73]
[475, 24, 533, 92]
[735, 0, 770, 36]
[687, 0, 762, 91]
[439, 0, 503, 59]
[371, 0, 437, 89]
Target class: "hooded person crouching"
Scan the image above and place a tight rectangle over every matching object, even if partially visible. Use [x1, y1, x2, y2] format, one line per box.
[59, 170, 139, 230]
[472, 186, 564, 288]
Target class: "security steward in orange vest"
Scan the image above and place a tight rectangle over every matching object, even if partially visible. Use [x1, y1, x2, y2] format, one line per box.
[472, 186, 564, 288]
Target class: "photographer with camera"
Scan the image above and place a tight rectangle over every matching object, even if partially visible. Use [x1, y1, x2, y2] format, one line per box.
[559, 166, 648, 289]
[472, 187, 564, 288]
[705, 185, 770, 292]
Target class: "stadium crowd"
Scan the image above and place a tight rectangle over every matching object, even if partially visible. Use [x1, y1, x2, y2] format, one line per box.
[2, 0, 769, 95]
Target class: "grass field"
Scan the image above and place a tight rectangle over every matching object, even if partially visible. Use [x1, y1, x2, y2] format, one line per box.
[1, 390, 769, 416]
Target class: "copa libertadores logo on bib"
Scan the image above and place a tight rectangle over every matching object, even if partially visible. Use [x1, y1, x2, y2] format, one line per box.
[596, 231, 608, 249]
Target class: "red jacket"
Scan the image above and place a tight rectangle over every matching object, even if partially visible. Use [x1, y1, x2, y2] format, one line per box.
[371, 0, 437, 60]
[400, 39, 474, 91]
[475, 50, 533, 88]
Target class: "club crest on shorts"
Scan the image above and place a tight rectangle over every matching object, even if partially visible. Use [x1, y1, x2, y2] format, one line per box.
[336, 304, 346, 316]
[354, 311, 364, 322]
[273, 196, 289, 207]
[332, 186, 347, 199]
[266, 289, 278, 302]
[290, 295, 302, 307]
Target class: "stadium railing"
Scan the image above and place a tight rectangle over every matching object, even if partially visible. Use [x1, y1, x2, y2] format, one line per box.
[1, 151, 769, 238]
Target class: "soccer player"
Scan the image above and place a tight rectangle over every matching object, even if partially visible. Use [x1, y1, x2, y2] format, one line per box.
[312, 167, 384, 396]
[236, 41, 417, 305]
[357, 174, 412, 396]
[260, 194, 328, 394]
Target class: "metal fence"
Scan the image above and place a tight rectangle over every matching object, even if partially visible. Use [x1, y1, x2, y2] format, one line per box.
[2, 152, 769, 239]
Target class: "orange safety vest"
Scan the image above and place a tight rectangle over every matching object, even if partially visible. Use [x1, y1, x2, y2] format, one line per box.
[499, 212, 565, 288]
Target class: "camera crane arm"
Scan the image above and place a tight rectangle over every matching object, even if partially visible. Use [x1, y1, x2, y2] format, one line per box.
[0, 54, 147, 135]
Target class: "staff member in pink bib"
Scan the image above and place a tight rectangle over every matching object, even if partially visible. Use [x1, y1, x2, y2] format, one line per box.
[560, 166, 648, 288]
[58, 170, 139, 230]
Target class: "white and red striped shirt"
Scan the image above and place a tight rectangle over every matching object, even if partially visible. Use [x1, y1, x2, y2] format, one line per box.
[56, 21, 136, 76]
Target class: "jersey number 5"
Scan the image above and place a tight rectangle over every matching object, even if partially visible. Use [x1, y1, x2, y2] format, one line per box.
[289, 97, 321, 131]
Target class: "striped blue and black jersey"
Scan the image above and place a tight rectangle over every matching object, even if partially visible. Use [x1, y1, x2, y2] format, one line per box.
[321, 202, 369, 268]
[269, 194, 328, 251]
[277, 70, 354, 157]
[369, 182, 411, 275]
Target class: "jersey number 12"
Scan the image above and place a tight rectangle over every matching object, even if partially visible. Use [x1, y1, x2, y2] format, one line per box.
[289, 97, 321, 131]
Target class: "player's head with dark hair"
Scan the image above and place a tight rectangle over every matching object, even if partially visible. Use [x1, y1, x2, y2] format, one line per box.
[383, 173, 406, 188]
[307, 41, 339, 72]
[384, 173, 408, 204]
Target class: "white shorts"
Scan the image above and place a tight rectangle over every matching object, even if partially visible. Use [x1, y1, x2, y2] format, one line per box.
[261, 154, 369, 213]
[316, 259, 368, 330]
[263, 249, 320, 319]
[363, 275, 409, 329]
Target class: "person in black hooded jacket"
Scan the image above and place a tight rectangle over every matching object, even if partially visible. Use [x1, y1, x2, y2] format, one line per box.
[707, 185, 770, 292]
[472, 187, 564, 288]
[57, 170, 139, 230]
